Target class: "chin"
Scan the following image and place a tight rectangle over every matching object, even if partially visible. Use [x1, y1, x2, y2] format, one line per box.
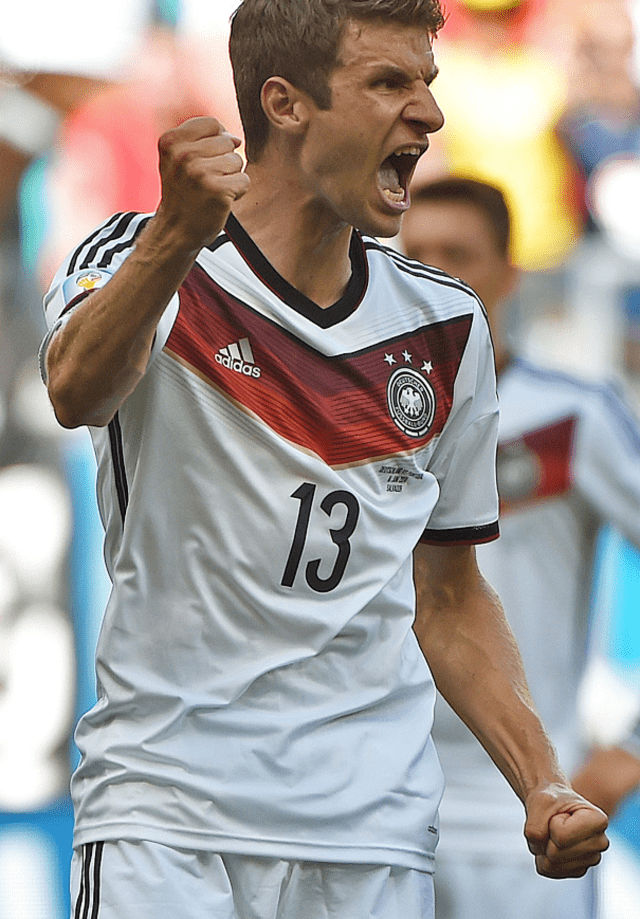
[375, 222, 404, 239]
[356, 212, 404, 240]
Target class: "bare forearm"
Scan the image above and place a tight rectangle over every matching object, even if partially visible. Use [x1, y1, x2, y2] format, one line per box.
[45, 117, 250, 429]
[46, 217, 199, 428]
[414, 545, 565, 803]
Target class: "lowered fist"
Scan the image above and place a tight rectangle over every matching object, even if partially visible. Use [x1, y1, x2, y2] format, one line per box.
[525, 783, 609, 879]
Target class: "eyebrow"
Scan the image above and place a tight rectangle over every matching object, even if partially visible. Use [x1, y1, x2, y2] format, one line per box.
[371, 63, 440, 85]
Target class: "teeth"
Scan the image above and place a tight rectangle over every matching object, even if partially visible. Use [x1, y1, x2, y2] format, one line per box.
[394, 146, 422, 157]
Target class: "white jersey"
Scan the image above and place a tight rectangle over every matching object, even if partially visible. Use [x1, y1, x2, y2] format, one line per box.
[433, 356, 640, 856]
[42, 212, 499, 873]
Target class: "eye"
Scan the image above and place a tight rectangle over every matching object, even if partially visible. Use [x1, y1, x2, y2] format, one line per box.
[372, 73, 406, 91]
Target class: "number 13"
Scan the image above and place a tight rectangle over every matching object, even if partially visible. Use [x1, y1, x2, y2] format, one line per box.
[281, 483, 360, 593]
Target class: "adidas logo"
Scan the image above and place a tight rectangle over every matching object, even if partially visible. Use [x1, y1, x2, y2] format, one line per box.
[215, 337, 261, 379]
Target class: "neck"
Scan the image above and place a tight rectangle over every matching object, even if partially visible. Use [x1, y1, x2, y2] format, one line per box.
[232, 158, 354, 309]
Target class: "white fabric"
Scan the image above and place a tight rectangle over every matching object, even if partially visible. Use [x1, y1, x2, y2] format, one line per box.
[432, 357, 640, 912]
[0, 0, 153, 79]
[0, 85, 60, 156]
[44, 213, 499, 873]
[71, 840, 435, 919]
[177, 0, 240, 34]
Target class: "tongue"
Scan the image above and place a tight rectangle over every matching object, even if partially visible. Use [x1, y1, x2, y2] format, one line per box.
[379, 161, 403, 196]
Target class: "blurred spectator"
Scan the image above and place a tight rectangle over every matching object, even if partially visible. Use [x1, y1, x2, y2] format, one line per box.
[573, 738, 640, 821]
[400, 176, 640, 919]
[558, 0, 640, 220]
[432, 0, 548, 46]
[556, 1, 640, 380]
[0, 465, 74, 809]
[174, 0, 243, 140]
[40, 24, 208, 284]
[0, 8, 242, 916]
[421, 0, 585, 276]
[0, 0, 157, 394]
[0, 0, 155, 224]
[0, 4, 157, 919]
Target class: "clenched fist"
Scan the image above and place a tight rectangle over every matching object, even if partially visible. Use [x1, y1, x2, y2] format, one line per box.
[524, 782, 609, 879]
[155, 117, 251, 252]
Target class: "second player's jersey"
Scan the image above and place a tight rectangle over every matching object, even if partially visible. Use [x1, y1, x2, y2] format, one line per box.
[42, 212, 499, 872]
[433, 357, 640, 854]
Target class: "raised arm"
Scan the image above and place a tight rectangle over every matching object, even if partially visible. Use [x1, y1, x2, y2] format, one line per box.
[413, 541, 609, 879]
[44, 117, 250, 429]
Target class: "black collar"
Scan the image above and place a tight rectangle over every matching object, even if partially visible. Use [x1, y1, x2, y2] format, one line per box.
[220, 213, 369, 329]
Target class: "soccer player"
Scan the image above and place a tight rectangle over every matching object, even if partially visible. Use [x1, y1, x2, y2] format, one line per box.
[40, 4, 608, 917]
[401, 176, 640, 919]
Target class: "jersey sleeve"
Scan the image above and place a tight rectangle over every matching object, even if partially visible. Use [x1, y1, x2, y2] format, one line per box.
[39, 211, 179, 384]
[573, 383, 640, 549]
[420, 304, 500, 546]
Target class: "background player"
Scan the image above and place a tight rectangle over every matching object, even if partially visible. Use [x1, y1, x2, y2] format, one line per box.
[40, 3, 607, 917]
[401, 176, 640, 919]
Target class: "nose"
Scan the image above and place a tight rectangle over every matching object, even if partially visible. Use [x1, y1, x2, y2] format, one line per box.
[404, 82, 444, 136]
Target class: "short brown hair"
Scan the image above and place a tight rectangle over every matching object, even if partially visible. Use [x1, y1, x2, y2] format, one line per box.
[411, 177, 511, 257]
[229, 0, 446, 162]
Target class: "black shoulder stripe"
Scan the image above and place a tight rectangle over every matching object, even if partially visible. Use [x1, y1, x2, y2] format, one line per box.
[68, 213, 122, 276]
[365, 239, 477, 291]
[365, 239, 449, 278]
[386, 247, 478, 294]
[80, 211, 138, 271]
[399, 264, 487, 314]
[366, 242, 490, 321]
[97, 215, 152, 268]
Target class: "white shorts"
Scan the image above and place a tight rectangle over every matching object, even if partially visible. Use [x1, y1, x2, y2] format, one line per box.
[71, 840, 435, 919]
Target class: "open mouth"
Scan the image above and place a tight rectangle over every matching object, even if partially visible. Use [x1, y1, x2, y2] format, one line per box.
[378, 147, 423, 208]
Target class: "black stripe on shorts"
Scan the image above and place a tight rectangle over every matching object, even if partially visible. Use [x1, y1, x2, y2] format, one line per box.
[74, 842, 105, 919]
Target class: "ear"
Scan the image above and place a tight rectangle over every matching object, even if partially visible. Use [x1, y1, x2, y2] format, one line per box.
[260, 77, 311, 138]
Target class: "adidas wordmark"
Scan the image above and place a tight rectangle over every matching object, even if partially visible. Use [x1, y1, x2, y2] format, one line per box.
[215, 338, 261, 379]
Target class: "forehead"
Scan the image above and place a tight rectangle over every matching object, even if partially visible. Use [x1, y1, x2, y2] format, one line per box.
[336, 18, 436, 76]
